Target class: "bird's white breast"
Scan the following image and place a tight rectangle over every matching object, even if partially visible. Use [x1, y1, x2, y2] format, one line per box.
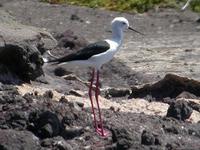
[88, 39, 121, 69]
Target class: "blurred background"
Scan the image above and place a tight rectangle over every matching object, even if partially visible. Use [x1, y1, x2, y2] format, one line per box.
[41, 0, 200, 13]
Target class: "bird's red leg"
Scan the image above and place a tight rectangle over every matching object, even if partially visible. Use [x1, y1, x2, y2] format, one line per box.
[94, 70, 110, 137]
[95, 70, 105, 136]
[89, 69, 97, 129]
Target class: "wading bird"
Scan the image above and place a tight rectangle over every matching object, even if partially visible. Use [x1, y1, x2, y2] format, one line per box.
[44, 17, 143, 137]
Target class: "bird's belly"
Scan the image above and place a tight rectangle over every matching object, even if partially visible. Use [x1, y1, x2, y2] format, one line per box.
[88, 50, 115, 68]
[57, 51, 115, 69]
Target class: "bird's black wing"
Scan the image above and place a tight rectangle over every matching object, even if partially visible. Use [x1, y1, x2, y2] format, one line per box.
[48, 40, 110, 64]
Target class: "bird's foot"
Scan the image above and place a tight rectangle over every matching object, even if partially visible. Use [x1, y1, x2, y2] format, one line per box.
[96, 127, 110, 137]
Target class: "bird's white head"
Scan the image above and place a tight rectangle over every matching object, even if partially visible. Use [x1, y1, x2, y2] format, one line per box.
[111, 17, 129, 31]
[111, 17, 143, 36]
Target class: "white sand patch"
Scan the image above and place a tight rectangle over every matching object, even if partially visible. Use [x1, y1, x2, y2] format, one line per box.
[16, 83, 200, 123]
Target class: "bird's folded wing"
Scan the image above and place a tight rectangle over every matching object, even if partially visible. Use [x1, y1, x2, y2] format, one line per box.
[48, 40, 110, 64]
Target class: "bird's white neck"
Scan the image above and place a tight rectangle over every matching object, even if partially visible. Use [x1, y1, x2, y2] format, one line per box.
[111, 26, 123, 45]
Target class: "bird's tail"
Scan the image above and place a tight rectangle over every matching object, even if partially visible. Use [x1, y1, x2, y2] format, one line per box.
[42, 57, 49, 63]
[42, 50, 59, 63]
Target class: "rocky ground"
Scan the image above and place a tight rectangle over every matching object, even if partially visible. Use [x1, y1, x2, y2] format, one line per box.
[1, 0, 200, 150]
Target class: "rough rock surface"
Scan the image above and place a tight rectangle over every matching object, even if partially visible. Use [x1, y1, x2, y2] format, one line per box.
[0, 10, 57, 52]
[0, 42, 44, 81]
[29, 111, 62, 138]
[167, 100, 193, 121]
[129, 74, 200, 100]
[0, 10, 57, 81]
[55, 30, 88, 51]
[0, 85, 200, 149]
[0, 129, 40, 150]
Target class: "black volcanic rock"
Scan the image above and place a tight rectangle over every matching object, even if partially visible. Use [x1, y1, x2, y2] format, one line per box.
[0, 129, 40, 150]
[0, 42, 44, 81]
[166, 100, 193, 121]
[129, 74, 200, 100]
[0, 10, 57, 82]
[141, 130, 155, 145]
[55, 30, 88, 50]
[54, 67, 71, 77]
[0, 82, 200, 149]
[196, 18, 200, 23]
[188, 101, 200, 112]
[105, 87, 130, 98]
[43, 90, 54, 99]
[141, 130, 162, 146]
[0, 64, 20, 84]
[41, 136, 73, 150]
[29, 111, 61, 139]
[7, 110, 28, 130]
[111, 127, 134, 150]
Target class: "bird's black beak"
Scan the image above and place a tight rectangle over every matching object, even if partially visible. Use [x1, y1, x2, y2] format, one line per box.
[128, 27, 144, 35]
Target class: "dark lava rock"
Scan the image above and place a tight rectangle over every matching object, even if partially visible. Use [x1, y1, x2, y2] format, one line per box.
[111, 127, 133, 150]
[163, 124, 180, 134]
[62, 112, 76, 126]
[129, 74, 200, 100]
[176, 91, 197, 99]
[166, 100, 193, 121]
[0, 64, 20, 84]
[70, 14, 83, 22]
[141, 130, 155, 145]
[0, 129, 40, 150]
[41, 136, 73, 150]
[105, 88, 130, 98]
[54, 67, 70, 77]
[59, 96, 68, 103]
[34, 75, 48, 84]
[165, 143, 178, 150]
[0, 42, 44, 81]
[6, 110, 28, 130]
[29, 111, 61, 138]
[0, 83, 200, 149]
[36, 40, 47, 54]
[188, 101, 200, 112]
[55, 30, 88, 50]
[196, 18, 200, 23]
[141, 130, 162, 147]
[62, 126, 84, 139]
[23, 93, 34, 103]
[0, 91, 24, 105]
[43, 90, 54, 99]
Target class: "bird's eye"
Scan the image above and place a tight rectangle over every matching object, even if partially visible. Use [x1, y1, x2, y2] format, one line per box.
[122, 22, 126, 25]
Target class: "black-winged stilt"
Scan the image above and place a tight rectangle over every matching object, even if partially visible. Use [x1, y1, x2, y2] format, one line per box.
[44, 17, 143, 137]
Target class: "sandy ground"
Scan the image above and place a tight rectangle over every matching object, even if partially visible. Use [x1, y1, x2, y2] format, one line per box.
[17, 83, 200, 124]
